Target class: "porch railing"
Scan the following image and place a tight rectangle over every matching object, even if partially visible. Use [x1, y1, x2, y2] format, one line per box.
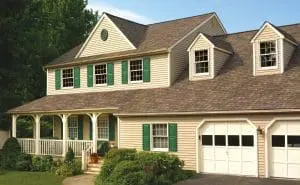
[17, 138, 36, 154]
[66, 140, 93, 157]
[39, 139, 63, 156]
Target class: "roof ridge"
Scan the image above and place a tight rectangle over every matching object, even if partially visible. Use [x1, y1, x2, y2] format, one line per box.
[104, 12, 148, 27]
[146, 12, 215, 26]
[214, 22, 300, 37]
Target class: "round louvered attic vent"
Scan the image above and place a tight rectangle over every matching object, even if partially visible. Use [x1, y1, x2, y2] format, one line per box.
[101, 29, 108, 41]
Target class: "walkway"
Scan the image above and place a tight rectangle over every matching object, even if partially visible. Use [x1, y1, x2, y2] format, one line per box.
[63, 174, 96, 185]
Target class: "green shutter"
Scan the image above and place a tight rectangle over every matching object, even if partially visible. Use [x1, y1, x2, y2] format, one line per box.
[107, 63, 114, 86]
[74, 67, 80, 88]
[78, 116, 83, 140]
[87, 64, 93, 87]
[143, 57, 150, 82]
[143, 124, 150, 151]
[121, 60, 128, 84]
[55, 69, 61, 90]
[109, 115, 116, 141]
[89, 117, 93, 140]
[168, 123, 177, 152]
[60, 117, 63, 139]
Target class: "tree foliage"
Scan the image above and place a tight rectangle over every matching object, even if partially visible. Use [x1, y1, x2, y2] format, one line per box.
[0, 0, 98, 130]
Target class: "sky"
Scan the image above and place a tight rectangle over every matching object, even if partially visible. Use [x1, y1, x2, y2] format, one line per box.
[87, 0, 300, 33]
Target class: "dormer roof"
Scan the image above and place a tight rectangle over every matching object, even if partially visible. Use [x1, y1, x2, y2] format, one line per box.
[250, 22, 298, 45]
[188, 33, 233, 54]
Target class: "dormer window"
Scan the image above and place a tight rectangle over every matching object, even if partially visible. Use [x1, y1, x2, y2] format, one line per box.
[195, 49, 209, 74]
[260, 41, 277, 68]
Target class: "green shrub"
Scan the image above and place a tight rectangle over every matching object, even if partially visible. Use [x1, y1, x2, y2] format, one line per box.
[55, 159, 82, 177]
[1, 137, 21, 169]
[110, 161, 143, 184]
[32, 155, 53, 172]
[98, 141, 109, 157]
[16, 153, 32, 171]
[65, 147, 75, 163]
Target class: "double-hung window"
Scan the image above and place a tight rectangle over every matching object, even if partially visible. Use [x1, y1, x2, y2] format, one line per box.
[260, 41, 277, 68]
[97, 115, 109, 140]
[152, 124, 168, 151]
[62, 68, 74, 88]
[195, 49, 209, 74]
[68, 116, 78, 139]
[129, 59, 143, 82]
[95, 64, 107, 85]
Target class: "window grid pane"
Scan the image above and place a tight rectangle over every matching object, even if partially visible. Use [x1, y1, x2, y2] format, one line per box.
[95, 64, 107, 84]
[195, 50, 209, 73]
[130, 60, 143, 81]
[62, 69, 74, 87]
[97, 115, 109, 139]
[260, 41, 277, 67]
[152, 124, 168, 149]
[68, 116, 78, 139]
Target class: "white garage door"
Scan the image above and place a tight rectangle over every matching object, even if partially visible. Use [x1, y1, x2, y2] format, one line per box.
[269, 121, 300, 179]
[199, 122, 257, 176]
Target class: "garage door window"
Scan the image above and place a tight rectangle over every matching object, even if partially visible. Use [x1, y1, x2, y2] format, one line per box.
[215, 135, 226, 146]
[272, 135, 285, 147]
[287, 136, 300, 147]
[242, 135, 254, 146]
[228, 135, 239, 146]
[202, 135, 213, 145]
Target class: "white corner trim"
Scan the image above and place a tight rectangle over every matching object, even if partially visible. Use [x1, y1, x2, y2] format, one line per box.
[170, 14, 216, 51]
[117, 116, 120, 149]
[280, 39, 284, 73]
[264, 117, 300, 178]
[75, 13, 136, 58]
[251, 22, 284, 43]
[195, 118, 258, 176]
[168, 52, 171, 86]
[211, 47, 215, 78]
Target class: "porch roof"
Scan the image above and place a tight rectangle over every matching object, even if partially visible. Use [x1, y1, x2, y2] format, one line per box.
[8, 23, 300, 115]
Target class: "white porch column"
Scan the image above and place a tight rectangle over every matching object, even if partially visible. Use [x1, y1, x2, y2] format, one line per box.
[62, 114, 69, 156]
[12, 114, 18, 138]
[91, 113, 100, 153]
[35, 115, 41, 155]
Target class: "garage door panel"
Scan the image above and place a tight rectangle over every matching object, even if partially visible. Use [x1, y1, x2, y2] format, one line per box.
[242, 149, 255, 162]
[271, 149, 286, 162]
[215, 161, 228, 174]
[287, 149, 300, 163]
[287, 122, 300, 134]
[242, 161, 255, 175]
[201, 124, 214, 135]
[287, 164, 300, 178]
[201, 147, 214, 160]
[241, 124, 254, 134]
[215, 148, 227, 160]
[270, 123, 286, 135]
[227, 124, 241, 135]
[271, 163, 287, 178]
[214, 123, 227, 134]
[201, 160, 214, 173]
[228, 148, 241, 161]
[228, 162, 241, 174]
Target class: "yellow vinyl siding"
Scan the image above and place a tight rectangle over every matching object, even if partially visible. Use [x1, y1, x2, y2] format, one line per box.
[47, 54, 169, 95]
[170, 16, 225, 84]
[118, 114, 300, 176]
[214, 49, 230, 76]
[283, 40, 295, 68]
[188, 36, 214, 80]
[79, 16, 134, 57]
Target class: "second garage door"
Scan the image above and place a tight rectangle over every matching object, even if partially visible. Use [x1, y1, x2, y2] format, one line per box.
[199, 122, 257, 176]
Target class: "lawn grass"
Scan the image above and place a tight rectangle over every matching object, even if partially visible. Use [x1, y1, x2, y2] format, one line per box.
[0, 171, 64, 185]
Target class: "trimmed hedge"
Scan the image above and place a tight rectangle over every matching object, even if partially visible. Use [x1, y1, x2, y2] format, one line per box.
[96, 148, 194, 185]
[1, 138, 21, 170]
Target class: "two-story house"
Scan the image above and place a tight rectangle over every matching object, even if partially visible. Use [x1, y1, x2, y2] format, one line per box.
[8, 12, 300, 179]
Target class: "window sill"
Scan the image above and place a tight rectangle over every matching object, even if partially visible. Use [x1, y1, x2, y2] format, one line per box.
[259, 66, 278, 70]
[97, 138, 109, 141]
[194, 72, 209, 76]
[94, 83, 107, 87]
[61, 86, 74, 89]
[129, 80, 143, 84]
[151, 148, 168, 152]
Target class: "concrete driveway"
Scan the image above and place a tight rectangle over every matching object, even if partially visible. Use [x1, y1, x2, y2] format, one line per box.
[175, 174, 298, 185]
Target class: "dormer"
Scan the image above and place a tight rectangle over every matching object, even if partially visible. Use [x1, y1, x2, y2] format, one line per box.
[187, 33, 232, 81]
[251, 22, 298, 76]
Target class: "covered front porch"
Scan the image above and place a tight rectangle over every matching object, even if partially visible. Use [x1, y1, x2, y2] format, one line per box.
[11, 111, 118, 157]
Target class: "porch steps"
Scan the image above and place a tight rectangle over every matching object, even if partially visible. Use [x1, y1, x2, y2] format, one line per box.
[84, 160, 103, 175]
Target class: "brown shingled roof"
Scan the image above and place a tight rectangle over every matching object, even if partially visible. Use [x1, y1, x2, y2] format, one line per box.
[9, 23, 300, 114]
[46, 12, 215, 68]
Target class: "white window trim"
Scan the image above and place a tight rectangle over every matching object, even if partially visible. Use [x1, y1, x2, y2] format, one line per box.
[150, 123, 169, 152]
[94, 63, 108, 86]
[97, 115, 109, 141]
[193, 49, 210, 76]
[259, 40, 279, 70]
[68, 116, 78, 140]
[61, 67, 74, 89]
[128, 58, 143, 84]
